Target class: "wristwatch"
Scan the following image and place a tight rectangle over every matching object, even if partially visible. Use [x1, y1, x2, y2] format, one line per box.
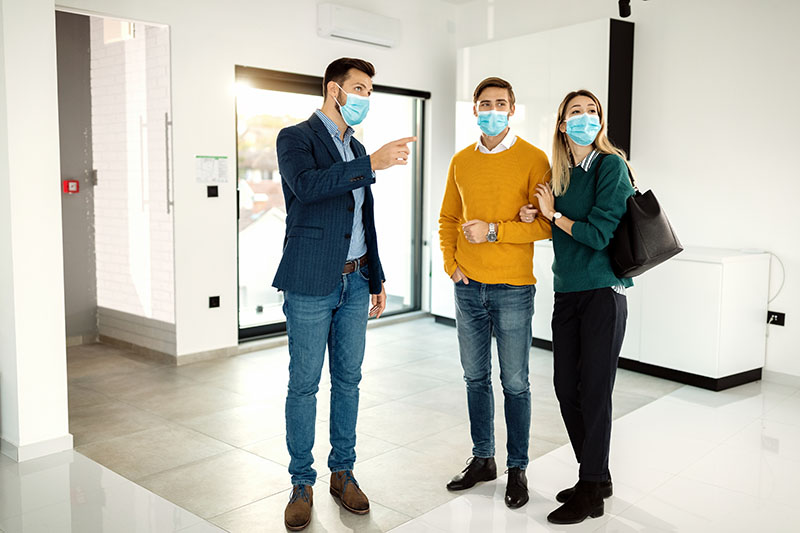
[487, 222, 498, 242]
[551, 212, 562, 224]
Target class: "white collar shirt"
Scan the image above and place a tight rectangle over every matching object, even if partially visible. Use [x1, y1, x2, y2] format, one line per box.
[475, 129, 517, 154]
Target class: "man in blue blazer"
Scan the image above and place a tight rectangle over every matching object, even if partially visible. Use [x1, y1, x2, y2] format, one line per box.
[276, 57, 415, 531]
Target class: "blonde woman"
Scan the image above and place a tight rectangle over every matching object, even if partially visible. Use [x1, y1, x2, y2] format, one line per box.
[519, 89, 634, 525]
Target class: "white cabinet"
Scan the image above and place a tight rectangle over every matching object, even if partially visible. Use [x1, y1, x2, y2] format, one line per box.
[635, 248, 769, 385]
[531, 241, 554, 342]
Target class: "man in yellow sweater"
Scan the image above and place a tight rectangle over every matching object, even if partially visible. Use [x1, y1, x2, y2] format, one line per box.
[439, 77, 551, 509]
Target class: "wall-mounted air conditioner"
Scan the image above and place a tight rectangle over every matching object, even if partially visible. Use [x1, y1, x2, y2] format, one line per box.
[317, 3, 401, 48]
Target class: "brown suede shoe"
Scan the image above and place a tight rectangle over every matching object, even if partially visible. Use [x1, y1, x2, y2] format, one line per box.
[329, 470, 370, 514]
[284, 485, 313, 531]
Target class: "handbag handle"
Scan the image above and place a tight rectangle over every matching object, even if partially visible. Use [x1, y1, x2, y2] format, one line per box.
[597, 153, 638, 192]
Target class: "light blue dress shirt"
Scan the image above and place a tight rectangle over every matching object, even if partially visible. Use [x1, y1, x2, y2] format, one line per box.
[314, 110, 367, 260]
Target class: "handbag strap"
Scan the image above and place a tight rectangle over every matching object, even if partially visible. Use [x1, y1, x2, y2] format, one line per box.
[595, 153, 638, 192]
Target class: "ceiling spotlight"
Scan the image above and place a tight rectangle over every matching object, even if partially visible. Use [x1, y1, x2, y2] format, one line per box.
[619, 0, 631, 18]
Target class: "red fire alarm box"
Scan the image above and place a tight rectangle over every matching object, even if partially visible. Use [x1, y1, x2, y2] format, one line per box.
[62, 180, 79, 194]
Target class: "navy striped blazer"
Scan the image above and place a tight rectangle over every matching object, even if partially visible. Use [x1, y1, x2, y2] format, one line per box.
[272, 113, 385, 296]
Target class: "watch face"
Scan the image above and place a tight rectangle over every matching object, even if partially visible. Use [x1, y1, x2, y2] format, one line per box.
[487, 234, 497, 242]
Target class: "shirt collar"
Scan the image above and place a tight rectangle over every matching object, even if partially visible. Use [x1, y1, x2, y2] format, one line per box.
[475, 129, 516, 153]
[576, 149, 600, 171]
[315, 109, 353, 142]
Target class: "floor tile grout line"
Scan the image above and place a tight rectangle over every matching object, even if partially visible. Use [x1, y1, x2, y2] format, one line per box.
[72, 403, 218, 451]
[133, 446, 290, 489]
[203, 484, 295, 527]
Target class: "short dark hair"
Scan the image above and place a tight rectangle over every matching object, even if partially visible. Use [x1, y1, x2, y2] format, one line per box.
[323, 57, 376, 98]
[473, 76, 516, 107]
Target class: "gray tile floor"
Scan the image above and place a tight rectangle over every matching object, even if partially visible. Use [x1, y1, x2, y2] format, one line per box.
[67, 316, 681, 532]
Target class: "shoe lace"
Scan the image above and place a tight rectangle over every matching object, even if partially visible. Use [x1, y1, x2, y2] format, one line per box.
[462, 456, 480, 473]
[339, 470, 360, 493]
[289, 485, 310, 504]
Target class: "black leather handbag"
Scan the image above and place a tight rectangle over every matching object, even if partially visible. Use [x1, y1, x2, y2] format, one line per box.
[605, 159, 683, 278]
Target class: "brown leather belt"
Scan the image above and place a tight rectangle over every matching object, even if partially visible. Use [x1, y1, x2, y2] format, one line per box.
[342, 254, 368, 274]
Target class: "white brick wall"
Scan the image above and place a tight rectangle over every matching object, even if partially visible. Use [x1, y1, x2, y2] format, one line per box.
[98, 306, 176, 356]
[91, 18, 174, 324]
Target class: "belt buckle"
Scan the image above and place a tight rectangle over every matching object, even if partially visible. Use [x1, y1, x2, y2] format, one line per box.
[345, 258, 357, 273]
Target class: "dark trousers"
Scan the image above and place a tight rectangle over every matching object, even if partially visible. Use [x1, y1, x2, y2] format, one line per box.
[552, 288, 627, 482]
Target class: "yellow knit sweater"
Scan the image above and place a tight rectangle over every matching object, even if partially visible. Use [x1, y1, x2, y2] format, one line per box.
[439, 138, 552, 285]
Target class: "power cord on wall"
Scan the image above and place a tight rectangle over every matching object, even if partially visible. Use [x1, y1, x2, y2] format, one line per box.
[768, 252, 786, 303]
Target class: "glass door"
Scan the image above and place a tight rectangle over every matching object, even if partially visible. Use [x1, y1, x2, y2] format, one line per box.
[235, 67, 428, 340]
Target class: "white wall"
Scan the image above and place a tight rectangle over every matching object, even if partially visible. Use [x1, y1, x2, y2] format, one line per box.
[452, 0, 800, 376]
[58, 0, 458, 357]
[0, 0, 72, 460]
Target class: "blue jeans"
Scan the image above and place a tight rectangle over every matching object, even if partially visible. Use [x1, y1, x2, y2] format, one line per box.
[283, 266, 370, 486]
[454, 279, 535, 469]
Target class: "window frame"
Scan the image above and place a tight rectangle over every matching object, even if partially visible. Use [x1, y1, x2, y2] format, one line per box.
[235, 66, 429, 342]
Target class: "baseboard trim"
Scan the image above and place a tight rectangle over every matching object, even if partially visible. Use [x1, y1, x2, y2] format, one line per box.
[99, 335, 177, 365]
[1, 434, 73, 462]
[175, 346, 239, 366]
[618, 358, 762, 391]
[66, 333, 98, 347]
[532, 337, 553, 351]
[433, 315, 455, 328]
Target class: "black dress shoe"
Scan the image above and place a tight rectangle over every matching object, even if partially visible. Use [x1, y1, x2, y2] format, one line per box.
[504, 467, 529, 508]
[556, 478, 613, 503]
[446, 456, 497, 491]
[547, 480, 604, 525]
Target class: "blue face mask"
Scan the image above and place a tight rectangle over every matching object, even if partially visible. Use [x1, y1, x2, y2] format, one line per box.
[335, 83, 370, 126]
[477, 110, 509, 137]
[565, 113, 601, 146]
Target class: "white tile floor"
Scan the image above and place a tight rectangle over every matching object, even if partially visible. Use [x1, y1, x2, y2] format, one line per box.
[3, 318, 799, 532]
[393, 380, 800, 532]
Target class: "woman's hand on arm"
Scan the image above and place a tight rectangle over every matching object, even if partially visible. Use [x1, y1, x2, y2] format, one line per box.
[533, 184, 574, 236]
[533, 184, 555, 219]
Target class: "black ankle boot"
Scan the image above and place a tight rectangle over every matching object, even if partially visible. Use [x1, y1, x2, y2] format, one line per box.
[556, 477, 613, 503]
[504, 467, 529, 508]
[547, 480, 604, 525]
[446, 457, 497, 491]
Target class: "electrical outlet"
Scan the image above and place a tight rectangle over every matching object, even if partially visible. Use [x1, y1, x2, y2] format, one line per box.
[209, 296, 220, 308]
[207, 185, 219, 198]
[767, 311, 785, 326]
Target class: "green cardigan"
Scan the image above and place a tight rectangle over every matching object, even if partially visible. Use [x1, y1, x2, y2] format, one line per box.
[551, 153, 636, 293]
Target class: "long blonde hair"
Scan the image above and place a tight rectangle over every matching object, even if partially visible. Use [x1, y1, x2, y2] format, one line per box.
[551, 89, 634, 196]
